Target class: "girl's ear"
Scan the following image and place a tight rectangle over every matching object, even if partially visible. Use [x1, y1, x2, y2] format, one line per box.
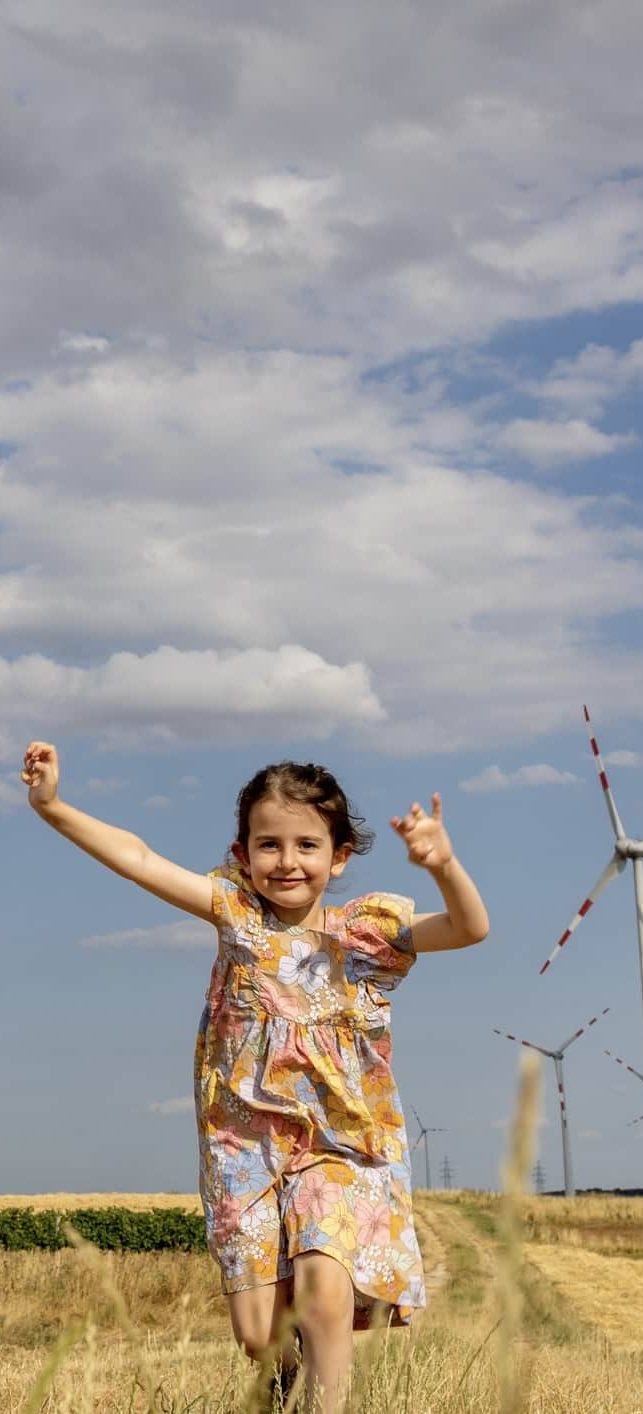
[330, 844, 353, 877]
[230, 840, 251, 873]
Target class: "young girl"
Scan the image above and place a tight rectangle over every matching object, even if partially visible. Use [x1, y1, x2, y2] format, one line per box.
[21, 744, 489, 1414]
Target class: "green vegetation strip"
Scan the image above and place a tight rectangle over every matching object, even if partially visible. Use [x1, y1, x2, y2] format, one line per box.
[0, 1207, 207, 1251]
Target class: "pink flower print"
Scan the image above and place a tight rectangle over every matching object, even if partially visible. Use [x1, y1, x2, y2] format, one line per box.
[277, 939, 330, 995]
[212, 1194, 242, 1241]
[251, 1109, 298, 1139]
[254, 973, 303, 1020]
[214, 1005, 251, 1042]
[213, 1124, 245, 1156]
[355, 1199, 390, 1247]
[291, 1169, 343, 1223]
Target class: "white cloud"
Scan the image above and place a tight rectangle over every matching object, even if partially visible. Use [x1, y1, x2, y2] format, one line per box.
[143, 795, 171, 809]
[527, 339, 643, 417]
[55, 331, 110, 354]
[2, 3, 643, 766]
[0, 644, 384, 752]
[604, 750, 643, 767]
[495, 418, 635, 467]
[79, 920, 213, 948]
[148, 1097, 193, 1116]
[460, 764, 581, 793]
[3, 2, 643, 374]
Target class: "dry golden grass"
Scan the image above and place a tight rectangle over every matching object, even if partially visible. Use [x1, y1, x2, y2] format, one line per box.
[0, 1193, 203, 1212]
[4, 1095, 643, 1414]
[0, 1249, 227, 1346]
[3, 1197, 643, 1412]
[525, 1242, 643, 1353]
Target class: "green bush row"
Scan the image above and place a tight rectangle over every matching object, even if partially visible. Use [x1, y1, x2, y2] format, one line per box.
[0, 1207, 208, 1252]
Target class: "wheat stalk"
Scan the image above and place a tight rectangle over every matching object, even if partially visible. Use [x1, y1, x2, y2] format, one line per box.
[496, 1051, 541, 1414]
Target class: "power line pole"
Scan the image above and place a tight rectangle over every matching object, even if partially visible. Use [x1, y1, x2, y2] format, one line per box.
[440, 1155, 453, 1189]
[533, 1159, 546, 1194]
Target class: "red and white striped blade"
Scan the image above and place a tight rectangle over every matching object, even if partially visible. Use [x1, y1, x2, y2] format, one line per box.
[559, 1006, 610, 1054]
[604, 1048, 643, 1084]
[410, 1134, 423, 1154]
[583, 705, 626, 840]
[539, 854, 625, 975]
[493, 1028, 551, 1058]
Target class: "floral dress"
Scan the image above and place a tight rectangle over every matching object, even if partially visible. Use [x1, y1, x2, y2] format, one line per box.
[194, 863, 426, 1330]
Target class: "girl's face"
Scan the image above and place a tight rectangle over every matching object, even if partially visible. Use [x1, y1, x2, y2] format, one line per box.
[232, 794, 351, 925]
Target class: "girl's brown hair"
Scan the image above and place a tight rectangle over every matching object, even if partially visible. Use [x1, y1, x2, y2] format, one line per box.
[234, 762, 375, 856]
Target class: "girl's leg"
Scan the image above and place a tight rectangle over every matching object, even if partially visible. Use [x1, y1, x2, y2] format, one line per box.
[228, 1278, 297, 1365]
[293, 1252, 354, 1414]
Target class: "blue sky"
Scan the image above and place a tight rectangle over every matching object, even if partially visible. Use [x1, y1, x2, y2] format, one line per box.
[2, 0, 643, 1195]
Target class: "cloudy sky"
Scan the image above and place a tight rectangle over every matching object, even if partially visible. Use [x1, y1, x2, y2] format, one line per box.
[3, 0, 643, 1197]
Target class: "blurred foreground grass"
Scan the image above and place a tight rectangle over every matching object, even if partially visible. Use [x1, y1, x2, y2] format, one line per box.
[2, 1188, 643, 1412]
[3, 1057, 643, 1413]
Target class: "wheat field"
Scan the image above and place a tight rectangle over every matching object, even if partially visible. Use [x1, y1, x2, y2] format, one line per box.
[2, 1186, 643, 1412]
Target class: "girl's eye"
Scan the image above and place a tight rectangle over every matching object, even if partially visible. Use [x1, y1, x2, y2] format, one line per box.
[301, 842, 318, 850]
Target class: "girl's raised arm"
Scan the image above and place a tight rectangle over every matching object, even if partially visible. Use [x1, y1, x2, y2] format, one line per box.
[21, 742, 213, 922]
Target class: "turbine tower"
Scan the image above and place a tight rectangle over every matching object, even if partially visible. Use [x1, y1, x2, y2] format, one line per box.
[410, 1106, 446, 1190]
[493, 1008, 609, 1196]
[539, 708, 643, 1047]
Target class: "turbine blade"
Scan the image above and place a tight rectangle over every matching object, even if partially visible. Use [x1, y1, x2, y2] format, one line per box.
[604, 1048, 643, 1084]
[411, 1105, 423, 1132]
[627, 1113, 643, 1127]
[583, 704, 626, 840]
[559, 1006, 610, 1054]
[539, 854, 625, 975]
[493, 1028, 551, 1057]
[410, 1134, 423, 1153]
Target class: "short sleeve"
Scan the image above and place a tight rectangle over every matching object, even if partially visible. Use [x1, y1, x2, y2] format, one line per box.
[207, 862, 262, 933]
[339, 891, 416, 991]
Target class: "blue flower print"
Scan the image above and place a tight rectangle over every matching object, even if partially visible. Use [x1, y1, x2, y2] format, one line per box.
[222, 1147, 269, 1196]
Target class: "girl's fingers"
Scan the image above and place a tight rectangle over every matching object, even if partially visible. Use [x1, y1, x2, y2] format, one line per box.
[431, 792, 442, 820]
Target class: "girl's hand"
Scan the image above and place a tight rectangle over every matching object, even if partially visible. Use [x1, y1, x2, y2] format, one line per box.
[390, 794, 453, 873]
[21, 741, 60, 809]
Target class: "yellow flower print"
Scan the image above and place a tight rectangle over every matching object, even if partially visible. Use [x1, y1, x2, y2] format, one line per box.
[319, 1203, 357, 1250]
[373, 1098, 404, 1130]
[326, 1090, 371, 1138]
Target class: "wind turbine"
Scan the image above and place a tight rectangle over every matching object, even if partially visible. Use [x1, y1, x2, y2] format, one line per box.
[603, 1048, 643, 1127]
[539, 709, 643, 1037]
[410, 1106, 446, 1190]
[493, 1008, 609, 1196]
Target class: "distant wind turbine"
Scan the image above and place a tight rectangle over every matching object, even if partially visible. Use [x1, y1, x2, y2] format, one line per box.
[410, 1106, 446, 1190]
[604, 1048, 643, 1127]
[494, 1008, 609, 1196]
[539, 710, 643, 1041]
